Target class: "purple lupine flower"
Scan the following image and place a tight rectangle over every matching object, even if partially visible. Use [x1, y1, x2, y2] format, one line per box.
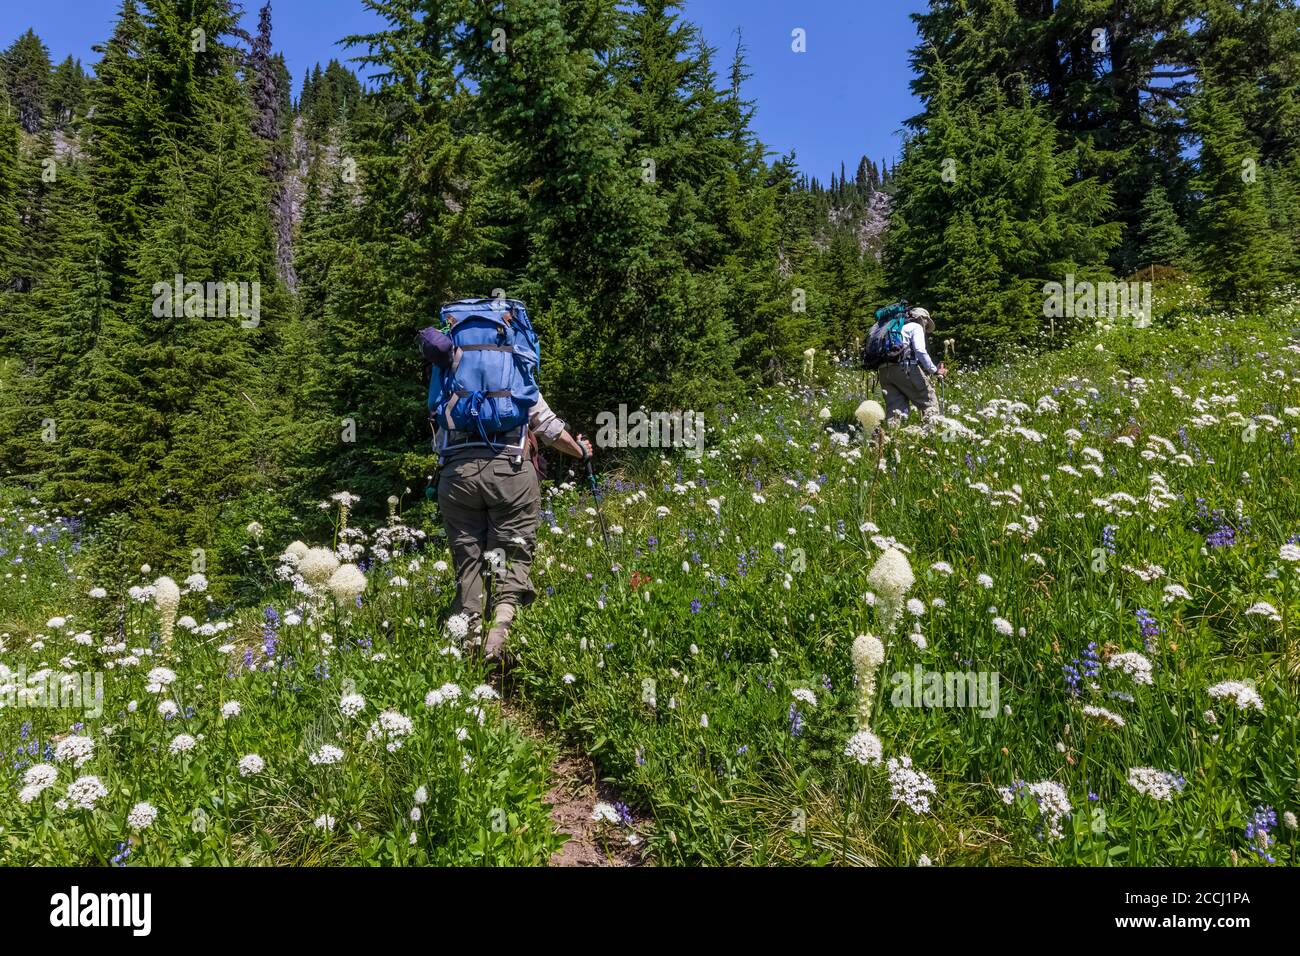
[1136, 609, 1160, 653]
[1064, 642, 1101, 695]
[614, 802, 634, 827]
[1245, 806, 1278, 863]
[262, 606, 280, 658]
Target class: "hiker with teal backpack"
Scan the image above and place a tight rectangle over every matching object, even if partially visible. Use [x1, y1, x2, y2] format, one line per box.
[419, 298, 592, 664]
[862, 302, 947, 424]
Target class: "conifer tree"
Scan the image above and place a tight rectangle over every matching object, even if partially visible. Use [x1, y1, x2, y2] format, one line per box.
[885, 76, 1120, 350]
[1262, 154, 1300, 279]
[53, 0, 282, 561]
[2, 29, 52, 133]
[48, 57, 89, 131]
[1131, 184, 1192, 272]
[0, 156, 110, 481]
[0, 76, 24, 427]
[1190, 76, 1276, 307]
[291, 0, 497, 501]
[0, 74, 20, 289]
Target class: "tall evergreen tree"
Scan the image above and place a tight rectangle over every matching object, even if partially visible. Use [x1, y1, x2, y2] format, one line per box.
[1190, 76, 1276, 307]
[0, 156, 111, 482]
[249, 2, 295, 289]
[885, 75, 1121, 349]
[47, 56, 90, 131]
[290, 0, 499, 501]
[2, 29, 52, 133]
[0, 75, 24, 421]
[0, 75, 20, 289]
[52, 0, 283, 562]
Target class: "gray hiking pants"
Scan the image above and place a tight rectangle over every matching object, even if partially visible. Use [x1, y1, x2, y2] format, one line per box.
[879, 363, 938, 424]
[438, 454, 541, 621]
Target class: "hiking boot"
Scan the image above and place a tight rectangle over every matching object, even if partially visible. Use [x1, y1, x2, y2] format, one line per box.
[483, 620, 511, 663]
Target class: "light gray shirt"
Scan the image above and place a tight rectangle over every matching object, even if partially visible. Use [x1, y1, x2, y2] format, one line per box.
[902, 322, 938, 374]
[529, 393, 567, 446]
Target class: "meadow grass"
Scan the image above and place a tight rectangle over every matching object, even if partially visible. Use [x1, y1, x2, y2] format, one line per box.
[2, 288, 1298, 866]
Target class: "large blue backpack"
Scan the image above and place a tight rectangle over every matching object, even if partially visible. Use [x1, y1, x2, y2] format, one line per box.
[861, 301, 910, 370]
[426, 297, 541, 450]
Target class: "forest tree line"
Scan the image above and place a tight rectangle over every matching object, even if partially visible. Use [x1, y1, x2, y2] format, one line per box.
[0, 0, 1295, 565]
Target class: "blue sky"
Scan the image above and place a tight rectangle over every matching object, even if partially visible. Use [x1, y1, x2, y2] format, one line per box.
[0, 0, 926, 182]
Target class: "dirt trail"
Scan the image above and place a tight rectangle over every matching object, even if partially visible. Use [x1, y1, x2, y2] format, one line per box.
[502, 701, 648, 867]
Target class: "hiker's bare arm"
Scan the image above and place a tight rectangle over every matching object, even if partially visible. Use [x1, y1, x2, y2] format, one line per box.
[552, 430, 593, 460]
[529, 392, 591, 457]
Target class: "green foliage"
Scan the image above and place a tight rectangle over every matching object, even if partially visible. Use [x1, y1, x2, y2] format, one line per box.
[902, 0, 1298, 312]
[1131, 185, 1193, 272]
[885, 77, 1121, 353]
[0, 1, 288, 567]
[0, 488, 562, 865]
[1, 1, 1299, 867]
[1190, 77, 1277, 308]
[2, 28, 52, 134]
[506, 295, 1300, 865]
[47, 56, 90, 131]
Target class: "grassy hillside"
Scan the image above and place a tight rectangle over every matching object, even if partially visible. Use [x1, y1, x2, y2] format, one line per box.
[2, 285, 1298, 865]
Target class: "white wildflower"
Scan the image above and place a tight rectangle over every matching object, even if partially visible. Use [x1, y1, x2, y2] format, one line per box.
[888, 755, 937, 814]
[65, 775, 109, 811]
[1107, 652, 1154, 686]
[843, 729, 883, 766]
[53, 735, 95, 768]
[127, 802, 158, 830]
[791, 688, 818, 708]
[238, 754, 265, 777]
[1207, 680, 1264, 712]
[309, 744, 345, 766]
[1127, 767, 1183, 802]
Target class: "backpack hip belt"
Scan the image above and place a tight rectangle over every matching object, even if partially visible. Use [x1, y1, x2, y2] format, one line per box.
[440, 425, 526, 451]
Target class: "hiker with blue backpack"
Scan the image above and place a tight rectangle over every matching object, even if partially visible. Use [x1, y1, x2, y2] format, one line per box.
[862, 303, 947, 423]
[419, 298, 593, 664]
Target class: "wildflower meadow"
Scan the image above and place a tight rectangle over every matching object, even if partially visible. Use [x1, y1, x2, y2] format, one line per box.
[3, 286, 1298, 867]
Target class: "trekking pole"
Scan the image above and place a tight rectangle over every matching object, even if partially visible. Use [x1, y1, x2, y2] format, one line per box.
[584, 451, 613, 554]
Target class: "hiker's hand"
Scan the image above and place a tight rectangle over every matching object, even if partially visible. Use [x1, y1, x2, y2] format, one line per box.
[937, 363, 948, 379]
[576, 435, 593, 461]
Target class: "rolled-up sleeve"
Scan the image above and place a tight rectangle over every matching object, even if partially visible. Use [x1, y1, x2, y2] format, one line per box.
[529, 392, 567, 446]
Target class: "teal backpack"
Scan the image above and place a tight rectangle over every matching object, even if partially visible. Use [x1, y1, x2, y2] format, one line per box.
[861, 301, 910, 370]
